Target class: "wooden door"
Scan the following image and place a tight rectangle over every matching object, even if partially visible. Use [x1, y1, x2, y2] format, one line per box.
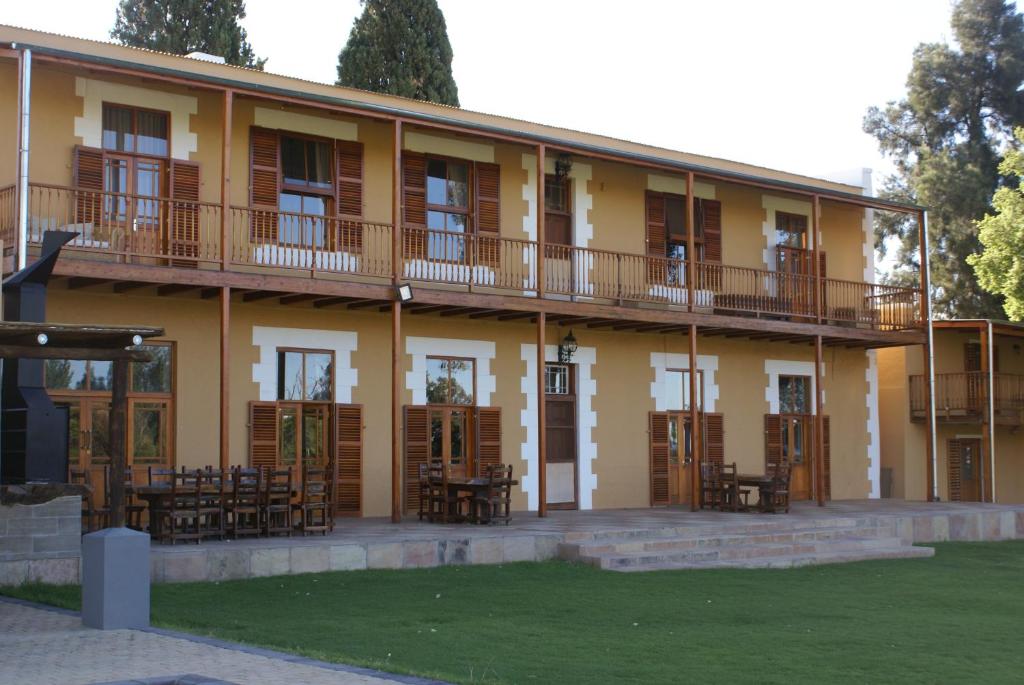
[278, 402, 331, 475]
[949, 438, 983, 502]
[545, 363, 577, 509]
[781, 414, 812, 500]
[429, 406, 473, 478]
[667, 413, 699, 505]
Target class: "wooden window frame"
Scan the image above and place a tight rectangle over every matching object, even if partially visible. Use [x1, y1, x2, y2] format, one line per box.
[666, 368, 705, 411]
[544, 173, 573, 247]
[101, 102, 172, 160]
[778, 374, 811, 415]
[276, 347, 336, 404]
[425, 155, 474, 232]
[279, 131, 335, 200]
[425, 356, 477, 407]
[775, 211, 808, 249]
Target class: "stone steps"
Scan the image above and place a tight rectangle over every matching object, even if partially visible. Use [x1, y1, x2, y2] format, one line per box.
[615, 545, 935, 572]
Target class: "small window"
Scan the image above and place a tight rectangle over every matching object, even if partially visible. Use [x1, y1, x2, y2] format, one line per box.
[776, 212, 807, 249]
[545, 364, 570, 395]
[779, 375, 811, 414]
[427, 158, 469, 209]
[665, 369, 703, 411]
[544, 174, 569, 213]
[280, 135, 332, 190]
[277, 350, 333, 402]
[132, 345, 172, 394]
[45, 360, 89, 391]
[102, 104, 168, 156]
[426, 357, 475, 405]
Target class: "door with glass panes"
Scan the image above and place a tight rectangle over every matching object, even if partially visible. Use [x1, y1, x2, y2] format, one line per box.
[545, 363, 577, 509]
[778, 374, 812, 500]
[276, 349, 333, 473]
[426, 357, 476, 477]
[665, 369, 703, 505]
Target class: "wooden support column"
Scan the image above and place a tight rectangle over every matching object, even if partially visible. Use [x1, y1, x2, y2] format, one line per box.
[220, 90, 233, 270]
[987, 321, 997, 503]
[536, 145, 546, 297]
[686, 172, 696, 313]
[219, 286, 230, 470]
[979, 322, 991, 501]
[537, 312, 547, 517]
[688, 324, 700, 511]
[108, 358, 129, 528]
[814, 335, 826, 506]
[919, 210, 937, 500]
[391, 119, 403, 523]
[811, 195, 822, 323]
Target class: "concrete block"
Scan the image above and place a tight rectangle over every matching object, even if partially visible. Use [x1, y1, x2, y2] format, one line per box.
[162, 550, 208, 582]
[149, 553, 166, 583]
[535, 535, 561, 560]
[949, 514, 981, 541]
[27, 557, 79, 585]
[36, 496, 81, 518]
[206, 549, 249, 581]
[931, 515, 950, 542]
[58, 516, 83, 536]
[367, 542, 403, 569]
[0, 535, 31, 557]
[7, 516, 58, 536]
[403, 541, 440, 568]
[912, 516, 934, 542]
[82, 527, 150, 630]
[470, 537, 503, 564]
[502, 536, 536, 563]
[329, 544, 367, 571]
[982, 513, 1003, 541]
[0, 560, 28, 586]
[31, 533, 79, 555]
[289, 545, 328, 574]
[440, 539, 470, 565]
[250, 548, 290, 577]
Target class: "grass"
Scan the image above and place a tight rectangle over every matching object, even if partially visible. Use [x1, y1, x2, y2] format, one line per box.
[5, 542, 1024, 684]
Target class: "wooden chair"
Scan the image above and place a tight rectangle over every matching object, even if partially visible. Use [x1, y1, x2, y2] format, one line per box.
[719, 463, 750, 512]
[762, 461, 792, 514]
[160, 470, 203, 544]
[263, 467, 293, 536]
[427, 463, 468, 523]
[417, 463, 432, 521]
[699, 462, 722, 509]
[145, 467, 176, 539]
[113, 466, 146, 531]
[473, 464, 513, 525]
[199, 467, 226, 540]
[226, 466, 262, 538]
[293, 464, 330, 536]
[70, 468, 107, 533]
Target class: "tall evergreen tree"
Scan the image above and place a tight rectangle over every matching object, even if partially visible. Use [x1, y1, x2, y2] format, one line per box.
[863, 0, 1024, 318]
[336, 0, 459, 107]
[111, 0, 265, 70]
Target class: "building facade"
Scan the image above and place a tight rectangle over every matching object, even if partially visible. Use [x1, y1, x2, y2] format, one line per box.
[879, 321, 1024, 504]
[0, 26, 931, 518]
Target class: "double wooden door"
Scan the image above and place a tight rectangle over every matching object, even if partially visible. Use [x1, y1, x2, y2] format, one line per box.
[667, 413, 698, 506]
[545, 363, 577, 509]
[948, 438, 984, 502]
[780, 414, 812, 500]
[649, 411, 724, 507]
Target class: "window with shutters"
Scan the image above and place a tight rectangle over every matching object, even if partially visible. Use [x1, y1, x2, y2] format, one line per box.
[665, 369, 704, 411]
[278, 134, 333, 248]
[100, 103, 170, 227]
[274, 348, 333, 470]
[779, 375, 811, 414]
[544, 174, 572, 246]
[776, 211, 810, 275]
[426, 157, 471, 260]
[425, 356, 476, 473]
[276, 349, 333, 402]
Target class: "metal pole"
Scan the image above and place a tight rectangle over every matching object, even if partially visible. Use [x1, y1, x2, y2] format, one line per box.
[688, 324, 700, 511]
[920, 210, 938, 501]
[391, 120, 403, 523]
[987, 321, 997, 503]
[537, 312, 547, 517]
[16, 48, 31, 271]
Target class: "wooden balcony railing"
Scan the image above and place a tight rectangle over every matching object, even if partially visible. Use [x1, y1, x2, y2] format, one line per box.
[910, 371, 1024, 421]
[230, 206, 392, 279]
[19, 184, 923, 332]
[26, 183, 221, 265]
[0, 185, 15, 249]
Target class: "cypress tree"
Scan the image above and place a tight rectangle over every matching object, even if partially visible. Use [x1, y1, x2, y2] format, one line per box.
[337, 0, 460, 107]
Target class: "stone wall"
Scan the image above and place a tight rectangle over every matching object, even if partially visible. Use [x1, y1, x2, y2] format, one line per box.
[0, 495, 81, 585]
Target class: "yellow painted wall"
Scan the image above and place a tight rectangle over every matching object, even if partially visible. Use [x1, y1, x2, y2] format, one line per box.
[0, 60, 17, 188]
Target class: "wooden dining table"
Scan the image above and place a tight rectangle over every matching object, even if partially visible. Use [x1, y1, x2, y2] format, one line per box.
[432, 476, 519, 522]
[735, 474, 775, 512]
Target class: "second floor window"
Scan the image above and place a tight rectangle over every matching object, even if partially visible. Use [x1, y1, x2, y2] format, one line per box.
[101, 104, 170, 225]
[544, 174, 572, 246]
[426, 158, 470, 233]
[278, 135, 333, 248]
[277, 350, 333, 402]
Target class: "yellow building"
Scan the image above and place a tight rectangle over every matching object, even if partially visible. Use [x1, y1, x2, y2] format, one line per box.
[879, 320, 1024, 504]
[0, 26, 932, 519]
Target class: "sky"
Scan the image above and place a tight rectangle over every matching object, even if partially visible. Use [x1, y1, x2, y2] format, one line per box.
[1, 0, 960, 188]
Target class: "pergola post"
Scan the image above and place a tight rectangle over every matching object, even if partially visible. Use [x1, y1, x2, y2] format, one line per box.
[220, 89, 233, 270]
[536, 144, 547, 517]
[811, 195, 822, 323]
[919, 210, 937, 500]
[108, 358, 129, 528]
[686, 171, 696, 313]
[391, 119, 403, 523]
[219, 286, 230, 471]
[688, 324, 700, 511]
[814, 334, 825, 506]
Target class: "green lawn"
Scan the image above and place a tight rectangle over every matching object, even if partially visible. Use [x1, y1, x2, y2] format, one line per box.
[5, 542, 1024, 684]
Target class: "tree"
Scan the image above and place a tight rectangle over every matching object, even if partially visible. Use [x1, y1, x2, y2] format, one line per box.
[336, 0, 459, 107]
[968, 128, 1024, 320]
[111, 0, 265, 70]
[863, 0, 1024, 318]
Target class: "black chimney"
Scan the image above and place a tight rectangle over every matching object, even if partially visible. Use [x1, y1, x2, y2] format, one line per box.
[2, 231, 77, 484]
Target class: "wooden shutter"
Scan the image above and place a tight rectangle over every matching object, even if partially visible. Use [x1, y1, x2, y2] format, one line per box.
[645, 191, 667, 283]
[403, 405, 430, 511]
[169, 159, 201, 267]
[947, 439, 962, 502]
[700, 199, 722, 263]
[249, 401, 278, 470]
[649, 411, 670, 506]
[402, 152, 427, 260]
[476, 406, 502, 472]
[334, 403, 363, 516]
[73, 145, 104, 225]
[764, 414, 783, 470]
[335, 140, 364, 253]
[703, 413, 724, 466]
[249, 127, 279, 243]
[822, 415, 831, 500]
[475, 162, 501, 267]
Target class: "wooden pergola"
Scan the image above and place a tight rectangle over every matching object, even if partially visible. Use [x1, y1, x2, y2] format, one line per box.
[0, 321, 164, 526]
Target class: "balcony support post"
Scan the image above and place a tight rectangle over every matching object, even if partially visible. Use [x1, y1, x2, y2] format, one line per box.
[536, 145, 546, 298]
[219, 286, 230, 471]
[984, 321, 997, 502]
[811, 194, 821, 323]
[391, 119, 403, 523]
[220, 90, 233, 269]
[686, 172, 696, 313]
[537, 311, 547, 517]
[688, 324, 700, 511]
[814, 334, 826, 506]
[919, 210, 937, 501]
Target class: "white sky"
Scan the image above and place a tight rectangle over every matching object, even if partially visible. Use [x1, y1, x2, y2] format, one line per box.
[2, 0, 959, 185]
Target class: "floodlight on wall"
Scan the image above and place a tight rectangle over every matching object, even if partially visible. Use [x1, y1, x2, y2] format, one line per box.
[35, 333, 47, 345]
[558, 329, 578, 364]
[131, 334, 143, 346]
[395, 283, 414, 303]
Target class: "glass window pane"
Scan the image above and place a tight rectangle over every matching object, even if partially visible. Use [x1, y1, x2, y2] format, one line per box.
[91, 403, 112, 464]
[102, 105, 133, 152]
[668, 417, 679, 464]
[281, 136, 306, 185]
[666, 196, 686, 239]
[450, 411, 465, 464]
[131, 402, 166, 464]
[448, 359, 474, 405]
[132, 345, 171, 394]
[447, 162, 468, 209]
[278, 352, 304, 401]
[45, 359, 88, 390]
[545, 364, 569, 395]
[665, 370, 684, 411]
[430, 411, 443, 461]
[104, 159, 129, 222]
[304, 353, 332, 401]
[301, 195, 327, 216]
[302, 407, 325, 463]
[279, 407, 297, 465]
[683, 422, 693, 463]
[135, 111, 168, 156]
[427, 159, 447, 205]
[427, 210, 445, 230]
[425, 358, 448, 404]
[90, 361, 112, 391]
[447, 213, 467, 233]
[66, 404, 81, 465]
[308, 141, 332, 189]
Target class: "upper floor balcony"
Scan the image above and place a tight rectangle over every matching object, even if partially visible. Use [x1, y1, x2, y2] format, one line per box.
[910, 371, 1024, 425]
[4, 182, 923, 334]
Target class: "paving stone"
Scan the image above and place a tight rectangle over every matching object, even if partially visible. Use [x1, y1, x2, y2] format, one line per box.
[289, 546, 329, 575]
[403, 541, 439, 568]
[162, 552, 208, 583]
[1017, 510, 1024, 537]
[911, 516, 934, 542]
[328, 545, 367, 571]
[534, 535, 561, 560]
[981, 513, 1003, 540]
[949, 513, 981, 541]
[206, 549, 249, 581]
[502, 536, 536, 563]
[469, 537, 503, 564]
[440, 539, 470, 565]
[366, 543, 403, 569]
[931, 515, 950, 541]
[0, 560, 28, 586]
[250, 548, 290, 578]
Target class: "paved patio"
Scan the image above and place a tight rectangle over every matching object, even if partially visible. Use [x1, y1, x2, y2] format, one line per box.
[149, 499, 1024, 581]
[0, 598, 439, 685]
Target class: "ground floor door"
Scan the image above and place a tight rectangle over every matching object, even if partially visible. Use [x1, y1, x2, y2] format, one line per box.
[430, 406, 474, 479]
[545, 363, 577, 509]
[278, 402, 331, 475]
[667, 413, 700, 505]
[949, 438, 984, 502]
[781, 414, 812, 500]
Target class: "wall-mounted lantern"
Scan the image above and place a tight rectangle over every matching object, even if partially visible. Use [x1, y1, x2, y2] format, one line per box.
[558, 329, 578, 364]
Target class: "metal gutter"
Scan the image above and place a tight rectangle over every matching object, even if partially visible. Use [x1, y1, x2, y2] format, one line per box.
[15, 46, 30, 271]
[922, 211, 938, 501]
[16, 41, 926, 214]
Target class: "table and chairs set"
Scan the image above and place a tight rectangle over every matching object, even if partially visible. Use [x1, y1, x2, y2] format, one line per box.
[417, 462, 517, 525]
[699, 460, 792, 513]
[70, 464, 333, 543]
